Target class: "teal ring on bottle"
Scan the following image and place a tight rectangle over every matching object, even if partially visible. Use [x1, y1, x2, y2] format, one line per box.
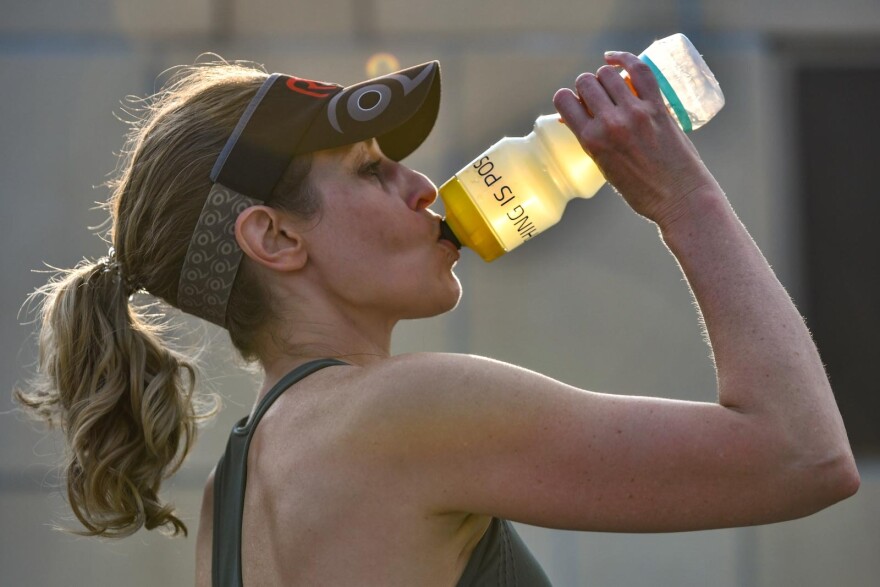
[640, 55, 693, 133]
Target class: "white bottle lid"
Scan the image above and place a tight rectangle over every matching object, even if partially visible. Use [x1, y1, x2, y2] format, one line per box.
[639, 33, 725, 132]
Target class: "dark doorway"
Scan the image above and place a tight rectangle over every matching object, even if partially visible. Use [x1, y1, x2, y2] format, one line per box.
[797, 66, 880, 456]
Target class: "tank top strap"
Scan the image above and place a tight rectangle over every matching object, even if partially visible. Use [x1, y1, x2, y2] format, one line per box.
[211, 358, 348, 587]
[237, 358, 349, 435]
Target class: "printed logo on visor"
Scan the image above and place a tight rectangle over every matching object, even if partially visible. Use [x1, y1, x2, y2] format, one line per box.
[285, 77, 339, 99]
[326, 62, 436, 134]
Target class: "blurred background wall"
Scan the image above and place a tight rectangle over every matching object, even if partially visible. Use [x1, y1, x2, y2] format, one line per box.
[2, 0, 878, 585]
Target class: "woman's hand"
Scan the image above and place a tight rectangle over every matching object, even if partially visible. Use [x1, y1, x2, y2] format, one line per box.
[553, 51, 721, 229]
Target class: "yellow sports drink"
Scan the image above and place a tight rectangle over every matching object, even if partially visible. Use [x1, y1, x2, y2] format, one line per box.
[439, 33, 725, 261]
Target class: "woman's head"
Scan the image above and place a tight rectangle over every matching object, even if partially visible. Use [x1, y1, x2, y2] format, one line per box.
[108, 57, 442, 358]
[175, 59, 442, 338]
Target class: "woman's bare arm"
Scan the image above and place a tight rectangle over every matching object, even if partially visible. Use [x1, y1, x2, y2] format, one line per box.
[659, 186, 856, 487]
[552, 50, 858, 486]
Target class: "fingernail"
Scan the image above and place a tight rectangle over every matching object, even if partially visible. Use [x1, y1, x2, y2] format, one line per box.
[604, 51, 616, 57]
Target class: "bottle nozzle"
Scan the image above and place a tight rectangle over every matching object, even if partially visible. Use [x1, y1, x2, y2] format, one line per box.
[439, 219, 462, 250]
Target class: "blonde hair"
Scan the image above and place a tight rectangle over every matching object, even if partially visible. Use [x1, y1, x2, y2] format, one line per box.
[14, 58, 320, 538]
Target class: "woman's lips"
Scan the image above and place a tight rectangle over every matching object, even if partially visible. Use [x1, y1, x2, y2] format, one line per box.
[438, 238, 461, 261]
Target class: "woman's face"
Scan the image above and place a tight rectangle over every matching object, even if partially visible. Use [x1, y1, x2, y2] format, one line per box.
[299, 139, 462, 321]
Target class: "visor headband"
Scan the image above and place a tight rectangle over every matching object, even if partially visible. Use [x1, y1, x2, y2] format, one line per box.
[176, 62, 441, 327]
[177, 184, 260, 326]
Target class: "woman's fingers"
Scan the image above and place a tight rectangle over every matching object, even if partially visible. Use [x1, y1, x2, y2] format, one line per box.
[603, 51, 665, 106]
[595, 64, 637, 106]
[554, 51, 659, 132]
[574, 72, 614, 117]
[554, 55, 645, 154]
[552, 87, 591, 134]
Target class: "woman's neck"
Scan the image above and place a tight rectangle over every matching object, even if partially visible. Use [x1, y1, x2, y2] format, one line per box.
[258, 298, 395, 389]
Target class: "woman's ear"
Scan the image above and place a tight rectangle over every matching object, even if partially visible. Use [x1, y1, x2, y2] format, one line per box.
[235, 206, 308, 272]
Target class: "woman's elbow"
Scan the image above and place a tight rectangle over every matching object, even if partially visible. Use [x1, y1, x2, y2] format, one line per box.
[796, 450, 861, 514]
[828, 452, 861, 501]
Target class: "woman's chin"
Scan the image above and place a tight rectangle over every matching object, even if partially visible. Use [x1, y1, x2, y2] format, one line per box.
[441, 275, 463, 313]
[438, 288, 463, 315]
[405, 278, 462, 319]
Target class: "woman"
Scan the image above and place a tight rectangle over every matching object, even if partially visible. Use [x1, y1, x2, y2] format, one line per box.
[16, 52, 859, 586]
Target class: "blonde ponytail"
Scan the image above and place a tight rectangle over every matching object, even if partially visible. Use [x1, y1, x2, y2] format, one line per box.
[16, 255, 214, 537]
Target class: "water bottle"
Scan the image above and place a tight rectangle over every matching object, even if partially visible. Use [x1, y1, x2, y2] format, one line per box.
[438, 33, 725, 261]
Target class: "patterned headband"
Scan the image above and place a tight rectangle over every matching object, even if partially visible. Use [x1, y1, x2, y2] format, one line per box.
[175, 62, 441, 327]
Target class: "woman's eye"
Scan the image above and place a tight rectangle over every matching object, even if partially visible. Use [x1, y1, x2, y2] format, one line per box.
[360, 160, 382, 180]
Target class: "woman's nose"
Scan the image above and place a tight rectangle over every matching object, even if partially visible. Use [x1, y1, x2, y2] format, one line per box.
[406, 169, 438, 211]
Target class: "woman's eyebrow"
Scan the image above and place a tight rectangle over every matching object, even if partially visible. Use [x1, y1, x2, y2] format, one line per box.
[347, 140, 377, 168]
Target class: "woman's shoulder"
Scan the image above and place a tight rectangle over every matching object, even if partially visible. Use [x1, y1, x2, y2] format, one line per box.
[344, 352, 531, 422]
[355, 351, 534, 393]
[337, 352, 571, 461]
[354, 351, 568, 409]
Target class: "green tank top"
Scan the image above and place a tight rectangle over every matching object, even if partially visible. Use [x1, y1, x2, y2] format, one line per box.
[211, 358, 552, 586]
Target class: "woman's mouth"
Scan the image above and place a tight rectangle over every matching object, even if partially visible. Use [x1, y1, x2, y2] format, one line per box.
[436, 218, 461, 261]
[438, 219, 462, 250]
[438, 237, 461, 261]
